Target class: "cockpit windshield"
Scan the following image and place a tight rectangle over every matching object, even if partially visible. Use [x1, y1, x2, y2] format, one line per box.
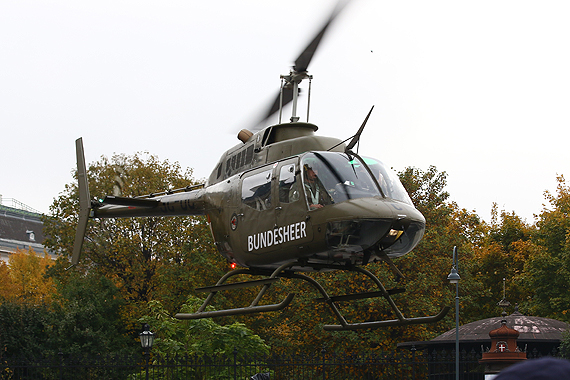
[300, 152, 381, 209]
[361, 156, 413, 205]
[299, 152, 413, 209]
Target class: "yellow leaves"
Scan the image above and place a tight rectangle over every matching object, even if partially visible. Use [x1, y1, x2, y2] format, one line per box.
[3, 248, 56, 305]
[0, 261, 16, 300]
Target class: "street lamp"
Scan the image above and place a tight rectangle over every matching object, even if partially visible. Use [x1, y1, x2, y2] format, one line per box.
[139, 323, 155, 380]
[140, 323, 155, 351]
[447, 246, 460, 380]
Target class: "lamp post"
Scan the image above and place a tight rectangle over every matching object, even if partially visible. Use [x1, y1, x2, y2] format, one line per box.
[447, 246, 460, 380]
[139, 323, 155, 380]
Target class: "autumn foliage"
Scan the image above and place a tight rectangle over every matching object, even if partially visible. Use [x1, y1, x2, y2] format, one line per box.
[2, 153, 570, 358]
[0, 248, 55, 304]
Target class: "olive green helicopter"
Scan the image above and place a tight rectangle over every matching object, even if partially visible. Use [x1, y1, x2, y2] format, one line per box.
[72, 1, 449, 331]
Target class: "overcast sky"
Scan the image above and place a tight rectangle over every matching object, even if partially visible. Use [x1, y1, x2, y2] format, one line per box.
[1, 0, 569, 224]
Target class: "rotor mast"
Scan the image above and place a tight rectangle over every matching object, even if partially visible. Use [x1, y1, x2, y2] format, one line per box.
[279, 71, 313, 123]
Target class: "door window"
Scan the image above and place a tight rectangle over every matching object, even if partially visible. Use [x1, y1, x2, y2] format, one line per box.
[278, 164, 299, 203]
[242, 169, 272, 211]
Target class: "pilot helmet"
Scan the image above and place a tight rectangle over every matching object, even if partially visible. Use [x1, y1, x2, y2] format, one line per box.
[302, 155, 320, 172]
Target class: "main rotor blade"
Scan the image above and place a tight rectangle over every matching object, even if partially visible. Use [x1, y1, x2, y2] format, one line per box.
[262, 87, 294, 123]
[251, 0, 351, 130]
[294, 0, 349, 72]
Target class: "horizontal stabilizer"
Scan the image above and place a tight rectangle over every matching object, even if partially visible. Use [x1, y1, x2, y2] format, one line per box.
[102, 195, 160, 208]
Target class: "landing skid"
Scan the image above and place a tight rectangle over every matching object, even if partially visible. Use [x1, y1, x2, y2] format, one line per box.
[175, 261, 450, 331]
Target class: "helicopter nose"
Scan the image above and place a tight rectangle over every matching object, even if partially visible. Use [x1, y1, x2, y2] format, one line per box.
[324, 217, 424, 259]
[323, 199, 425, 260]
[379, 201, 425, 257]
[326, 218, 393, 253]
[380, 217, 425, 258]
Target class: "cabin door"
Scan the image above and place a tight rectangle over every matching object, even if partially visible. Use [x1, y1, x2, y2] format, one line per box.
[274, 158, 313, 250]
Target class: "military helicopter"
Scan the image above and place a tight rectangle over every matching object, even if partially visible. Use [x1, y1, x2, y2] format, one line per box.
[72, 1, 449, 331]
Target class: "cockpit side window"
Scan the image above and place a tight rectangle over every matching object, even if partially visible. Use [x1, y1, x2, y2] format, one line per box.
[242, 169, 272, 211]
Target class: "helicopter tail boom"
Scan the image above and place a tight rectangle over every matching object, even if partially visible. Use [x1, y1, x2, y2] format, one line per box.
[92, 189, 207, 219]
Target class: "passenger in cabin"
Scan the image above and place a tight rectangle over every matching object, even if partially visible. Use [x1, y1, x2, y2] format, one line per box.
[279, 164, 299, 204]
[302, 163, 332, 210]
[284, 181, 300, 203]
[376, 171, 389, 195]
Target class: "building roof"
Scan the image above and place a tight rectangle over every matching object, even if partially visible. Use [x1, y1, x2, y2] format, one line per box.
[432, 311, 569, 344]
[0, 204, 51, 260]
[398, 309, 569, 350]
[0, 205, 45, 243]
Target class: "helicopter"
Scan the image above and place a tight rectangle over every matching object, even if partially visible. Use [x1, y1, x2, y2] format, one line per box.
[72, 1, 449, 331]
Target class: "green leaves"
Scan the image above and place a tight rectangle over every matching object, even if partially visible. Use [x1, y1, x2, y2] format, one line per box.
[0, 302, 53, 358]
[139, 296, 269, 357]
[521, 176, 570, 321]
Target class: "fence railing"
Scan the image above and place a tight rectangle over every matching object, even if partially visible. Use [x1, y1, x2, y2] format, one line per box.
[1, 348, 563, 380]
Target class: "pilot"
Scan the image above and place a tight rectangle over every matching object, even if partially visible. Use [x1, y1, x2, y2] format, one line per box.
[303, 163, 332, 210]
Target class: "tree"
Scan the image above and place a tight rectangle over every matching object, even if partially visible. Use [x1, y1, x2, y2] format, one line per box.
[395, 166, 485, 337]
[0, 302, 53, 358]
[5, 248, 56, 305]
[0, 249, 56, 357]
[466, 205, 536, 319]
[45, 259, 138, 356]
[139, 296, 269, 358]
[42, 152, 226, 330]
[123, 296, 270, 379]
[0, 261, 16, 301]
[523, 175, 570, 321]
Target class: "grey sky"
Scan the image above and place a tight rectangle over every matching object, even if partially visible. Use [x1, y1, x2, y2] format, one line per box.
[1, 0, 569, 223]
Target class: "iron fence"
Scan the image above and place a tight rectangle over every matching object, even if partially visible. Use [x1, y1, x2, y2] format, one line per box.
[0, 348, 563, 380]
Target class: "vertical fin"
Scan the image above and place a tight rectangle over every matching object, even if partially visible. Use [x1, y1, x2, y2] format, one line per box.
[71, 138, 91, 265]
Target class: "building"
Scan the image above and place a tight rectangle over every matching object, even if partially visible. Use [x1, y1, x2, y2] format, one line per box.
[0, 197, 55, 263]
[398, 305, 569, 378]
[399, 305, 569, 356]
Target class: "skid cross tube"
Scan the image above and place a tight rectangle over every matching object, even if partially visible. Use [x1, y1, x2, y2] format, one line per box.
[319, 265, 450, 331]
[175, 262, 297, 320]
